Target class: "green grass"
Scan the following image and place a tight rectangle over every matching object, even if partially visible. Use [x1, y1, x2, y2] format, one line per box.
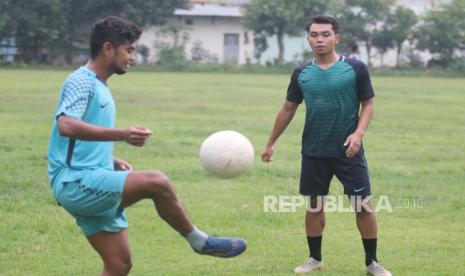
[0, 69, 464, 275]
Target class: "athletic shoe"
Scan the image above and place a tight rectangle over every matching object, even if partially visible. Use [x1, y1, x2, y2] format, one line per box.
[294, 257, 324, 273]
[367, 261, 392, 276]
[193, 236, 247, 258]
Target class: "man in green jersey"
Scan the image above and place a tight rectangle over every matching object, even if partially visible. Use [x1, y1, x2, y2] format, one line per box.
[261, 15, 391, 276]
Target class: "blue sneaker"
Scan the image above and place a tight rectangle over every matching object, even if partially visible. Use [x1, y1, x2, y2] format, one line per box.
[193, 236, 247, 258]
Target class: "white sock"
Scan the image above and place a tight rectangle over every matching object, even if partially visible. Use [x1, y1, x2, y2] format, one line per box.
[185, 226, 208, 250]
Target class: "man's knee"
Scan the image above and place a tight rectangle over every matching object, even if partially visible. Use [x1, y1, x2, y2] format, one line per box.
[355, 208, 376, 217]
[119, 258, 132, 274]
[105, 257, 132, 275]
[307, 196, 325, 213]
[123, 258, 133, 274]
[145, 170, 174, 196]
[350, 196, 374, 213]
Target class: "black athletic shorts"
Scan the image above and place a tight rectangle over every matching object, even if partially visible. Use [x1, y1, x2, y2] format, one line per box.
[299, 151, 371, 196]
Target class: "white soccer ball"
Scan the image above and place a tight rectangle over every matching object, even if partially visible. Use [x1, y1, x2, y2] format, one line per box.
[199, 130, 254, 179]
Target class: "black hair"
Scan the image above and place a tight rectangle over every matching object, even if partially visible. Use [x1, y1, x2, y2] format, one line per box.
[305, 15, 340, 34]
[352, 44, 359, 52]
[90, 16, 142, 59]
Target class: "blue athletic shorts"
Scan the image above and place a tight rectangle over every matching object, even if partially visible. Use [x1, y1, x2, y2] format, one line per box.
[53, 169, 130, 236]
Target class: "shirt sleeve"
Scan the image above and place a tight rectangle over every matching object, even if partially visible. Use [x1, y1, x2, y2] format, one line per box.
[355, 62, 375, 101]
[286, 68, 304, 104]
[56, 78, 94, 120]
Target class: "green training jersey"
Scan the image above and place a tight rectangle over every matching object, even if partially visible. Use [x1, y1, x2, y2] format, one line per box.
[286, 56, 374, 157]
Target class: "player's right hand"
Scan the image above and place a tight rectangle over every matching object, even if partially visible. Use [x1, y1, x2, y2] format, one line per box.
[261, 146, 274, 163]
[124, 126, 152, 147]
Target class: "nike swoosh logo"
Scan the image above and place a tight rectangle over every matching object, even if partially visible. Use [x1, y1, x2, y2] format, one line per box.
[100, 103, 109, 108]
[353, 187, 366, 193]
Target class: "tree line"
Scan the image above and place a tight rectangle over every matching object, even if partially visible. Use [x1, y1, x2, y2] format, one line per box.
[1, 0, 464, 68]
[0, 0, 188, 64]
[243, 0, 465, 68]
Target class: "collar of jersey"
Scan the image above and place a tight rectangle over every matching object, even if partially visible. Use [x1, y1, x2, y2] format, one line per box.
[81, 66, 96, 77]
[81, 66, 108, 86]
[312, 55, 345, 71]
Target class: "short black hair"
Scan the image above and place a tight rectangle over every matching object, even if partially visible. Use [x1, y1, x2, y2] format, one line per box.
[352, 44, 359, 52]
[90, 16, 142, 59]
[305, 15, 340, 34]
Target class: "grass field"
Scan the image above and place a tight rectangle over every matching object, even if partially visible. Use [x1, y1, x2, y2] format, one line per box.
[0, 69, 464, 275]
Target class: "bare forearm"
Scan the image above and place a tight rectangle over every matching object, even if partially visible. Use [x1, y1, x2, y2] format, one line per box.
[58, 115, 126, 141]
[266, 102, 298, 147]
[356, 99, 374, 137]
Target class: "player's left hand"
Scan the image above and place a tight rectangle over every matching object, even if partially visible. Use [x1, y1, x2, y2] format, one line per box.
[344, 132, 363, 158]
[114, 157, 133, 171]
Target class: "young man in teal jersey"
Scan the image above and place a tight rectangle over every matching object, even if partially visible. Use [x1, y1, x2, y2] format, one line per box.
[261, 16, 391, 275]
[48, 16, 246, 275]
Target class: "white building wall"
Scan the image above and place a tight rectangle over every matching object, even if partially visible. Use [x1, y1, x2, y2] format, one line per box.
[260, 35, 309, 65]
[138, 16, 255, 65]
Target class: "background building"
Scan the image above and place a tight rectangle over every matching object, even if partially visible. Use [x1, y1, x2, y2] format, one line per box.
[138, 2, 255, 65]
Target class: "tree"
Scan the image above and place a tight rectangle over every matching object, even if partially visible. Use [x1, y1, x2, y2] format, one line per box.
[338, 0, 394, 67]
[57, 0, 126, 64]
[415, 0, 465, 66]
[154, 19, 187, 66]
[0, 1, 10, 39]
[371, 6, 416, 67]
[252, 33, 268, 63]
[137, 44, 150, 64]
[57, 0, 189, 64]
[388, 6, 417, 67]
[0, 0, 189, 64]
[0, 0, 65, 63]
[243, 0, 328, 65]
[122, 0, 189, 27]
[372, 27, 394, 67]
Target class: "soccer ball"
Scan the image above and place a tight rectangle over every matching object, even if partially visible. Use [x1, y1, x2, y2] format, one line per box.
[199, 130, 254, 179]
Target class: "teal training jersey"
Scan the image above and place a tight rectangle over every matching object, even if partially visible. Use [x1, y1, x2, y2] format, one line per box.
[286, 56, 374, 157]
[48, 67, 116, 185]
